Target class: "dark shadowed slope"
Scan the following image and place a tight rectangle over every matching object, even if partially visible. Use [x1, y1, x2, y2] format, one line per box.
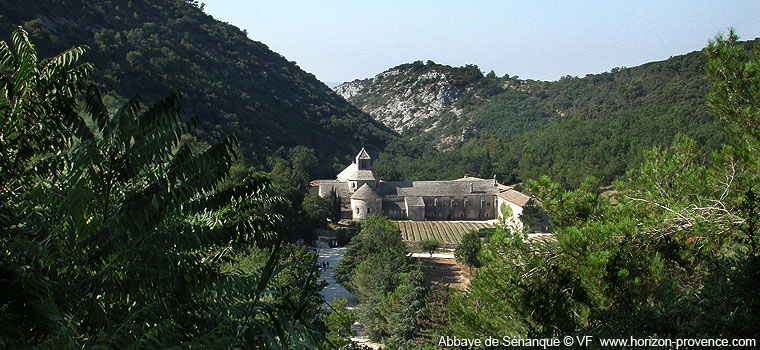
[1, 0, 396, 171]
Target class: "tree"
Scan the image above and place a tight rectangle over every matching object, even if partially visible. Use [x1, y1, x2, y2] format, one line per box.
[352, 254, 399, 340]
[334, 215, 430, 344]
[328, 188, 342, 223]
[302, 193, 330, 229]
[221, 242, 327, 328]
[420, 238, 442, 257]
[447, 31, 760, 341]
[334, 215, 409, 285]
[322, 298, 356, 349]
[0, 26, 92, 184]
[455, 231, 481, 269]
[0, 27, 325, 348]
[705, 28, 760, 148]
[289, 145, 318, 190]
[380, 270, 427, 349]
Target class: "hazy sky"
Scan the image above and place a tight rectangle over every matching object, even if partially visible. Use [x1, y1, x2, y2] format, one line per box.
[202, 1, 760, 83]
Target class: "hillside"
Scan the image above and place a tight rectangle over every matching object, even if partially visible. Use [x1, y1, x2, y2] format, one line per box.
[337, 45, 751, 186]
[0, 0, 395, 176]
[335, 62, 498, 147]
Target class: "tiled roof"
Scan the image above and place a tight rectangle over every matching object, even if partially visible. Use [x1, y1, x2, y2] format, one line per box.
[379, 178, 499, 197]
[404, 196, 425, 207]
[336, 163, 357, 181]
[337, 162, 378, 181]
[347, 169, 378, 181]
[351, 183, 379, 200]
[452, 176, 487, 181]
[316, 163, 532, 208]
[382, 199, 405, 210]
[314, 180, 350, 199]
[499, 189, 531, 207]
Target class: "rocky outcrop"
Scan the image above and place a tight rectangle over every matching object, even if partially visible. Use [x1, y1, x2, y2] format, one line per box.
[333, 79, 370, 100]
[334, 62, 492, 148]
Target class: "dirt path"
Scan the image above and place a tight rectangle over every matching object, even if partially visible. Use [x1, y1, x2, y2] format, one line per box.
[316, 243, 384, 348]
[316, 242, 358, 308]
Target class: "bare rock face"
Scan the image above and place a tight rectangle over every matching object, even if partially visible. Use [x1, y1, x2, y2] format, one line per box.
[333, 62, 488, 149]
[333, 79, 369, 100]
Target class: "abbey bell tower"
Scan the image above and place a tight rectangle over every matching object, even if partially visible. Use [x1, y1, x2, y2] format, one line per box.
[355, 147, 371, 170]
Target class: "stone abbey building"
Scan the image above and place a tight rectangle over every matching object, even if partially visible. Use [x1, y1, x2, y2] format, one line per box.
[310, 148, 530, 226]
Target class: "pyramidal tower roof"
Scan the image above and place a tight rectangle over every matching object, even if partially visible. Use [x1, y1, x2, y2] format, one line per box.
[356, 147, 371, 160]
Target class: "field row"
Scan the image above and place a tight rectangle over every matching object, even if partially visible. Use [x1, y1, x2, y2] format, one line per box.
[395, 221, 492, 245]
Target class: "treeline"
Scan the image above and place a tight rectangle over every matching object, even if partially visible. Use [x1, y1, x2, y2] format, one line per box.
[438, 30, 759, 343]
[359, 40, 753, 188]
[0, 0, 395, 175]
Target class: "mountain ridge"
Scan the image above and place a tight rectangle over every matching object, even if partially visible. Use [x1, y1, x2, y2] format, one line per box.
[0, 0, 396, 176]
[338, 42, 760, 186]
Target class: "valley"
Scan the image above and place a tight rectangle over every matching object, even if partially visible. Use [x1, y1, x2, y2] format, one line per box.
[1, 1, 758, 349]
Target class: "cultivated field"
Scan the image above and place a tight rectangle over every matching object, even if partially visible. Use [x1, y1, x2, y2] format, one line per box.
[395, 221, 492, 245]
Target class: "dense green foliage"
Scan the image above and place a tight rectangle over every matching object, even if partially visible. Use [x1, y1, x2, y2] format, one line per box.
[220, 243, 327, 326]
[445, 31, 760, 342]
[327, 189, 342, 224]
[0, 27, 326, 348]
[5, 0, 759, 346]
[0, 0, 395, 177]
[454, 231, 481, 269]
[321, 298, 356, 349]
[356, 42, 760, 187]
[334, 215, 410, 286]
[334, 215, 429, 348]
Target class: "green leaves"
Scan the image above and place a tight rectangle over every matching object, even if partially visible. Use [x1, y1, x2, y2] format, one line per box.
[705, 28, 760, 145]
[0, 26, 91, 182]
[454, 230, 481, 269]
[334, 215, 427, 345]
[448, 31, 760, 341]
[419, 238, 441, 257]
[0, 27, 326, 348]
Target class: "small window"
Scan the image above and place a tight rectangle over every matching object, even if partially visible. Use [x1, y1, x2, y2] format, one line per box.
[486, 213, 489, 218]
[367, 208, 371, 214]
[356, 208, 359, 214]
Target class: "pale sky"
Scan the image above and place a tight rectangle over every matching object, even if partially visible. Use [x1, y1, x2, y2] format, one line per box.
[202, 1, 760, 83]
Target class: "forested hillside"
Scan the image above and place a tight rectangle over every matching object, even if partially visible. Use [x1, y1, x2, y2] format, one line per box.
[0, 0, 395, 176]
[340, 43, 757, 187]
